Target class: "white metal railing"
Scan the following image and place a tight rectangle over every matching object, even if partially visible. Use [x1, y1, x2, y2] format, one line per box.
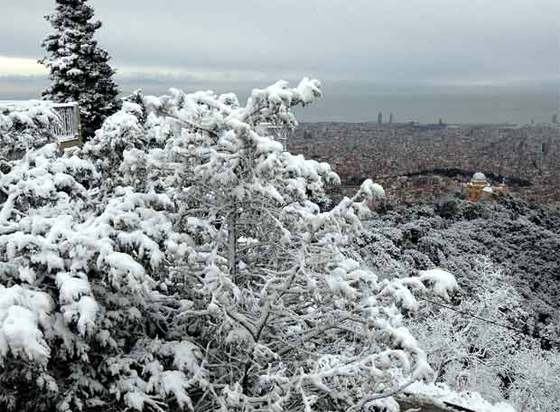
[50, 102, 82, 143]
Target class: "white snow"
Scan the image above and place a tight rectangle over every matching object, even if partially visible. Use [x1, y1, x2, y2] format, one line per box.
[2, 306, 50, 362]
[406, 382, 517, 412]
[0, 285, 53, 363]
[294, 77, 322, 104]
[56, 272, 92, 304]
[159, 341, 202, 375]
[418, 268, 458, 301]
[359, 179, 386, 199]
[104, 252, 146, 278]
[150, 370, 194, 410]
[75, 296, 99, 336]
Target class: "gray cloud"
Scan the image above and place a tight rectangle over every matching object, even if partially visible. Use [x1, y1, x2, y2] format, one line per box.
[1, 0, 559, 85]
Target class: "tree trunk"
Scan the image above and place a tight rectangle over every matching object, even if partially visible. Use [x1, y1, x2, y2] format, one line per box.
[227, 202, 237, 281]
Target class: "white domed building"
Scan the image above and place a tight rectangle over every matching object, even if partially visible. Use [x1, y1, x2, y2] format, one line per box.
[472, 172, 487, 182]
[465, 172, 507, 201]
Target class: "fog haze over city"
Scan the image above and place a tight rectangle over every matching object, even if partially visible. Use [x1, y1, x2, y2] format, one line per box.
[1, 0, 559, 123]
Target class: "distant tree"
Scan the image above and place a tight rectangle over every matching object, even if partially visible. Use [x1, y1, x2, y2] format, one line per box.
[40, 0, 121, 139]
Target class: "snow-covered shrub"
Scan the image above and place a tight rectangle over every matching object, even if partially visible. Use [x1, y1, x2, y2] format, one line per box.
[0, 143, 194, 410]
[0, 79, 456, 411]
[362, 200, 560, 411]
[82, 101, 148, 180]
[0, 101, 59, 161]
[507, 348, 560, 411]
[368, 198, 560, 340]
[408, 257, 560, 411]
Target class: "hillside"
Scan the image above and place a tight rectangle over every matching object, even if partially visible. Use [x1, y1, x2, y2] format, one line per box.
[364, 196, 560, 344]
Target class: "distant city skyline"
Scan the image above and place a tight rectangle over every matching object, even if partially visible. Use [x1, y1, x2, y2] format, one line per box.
[1, 75, 557, 125]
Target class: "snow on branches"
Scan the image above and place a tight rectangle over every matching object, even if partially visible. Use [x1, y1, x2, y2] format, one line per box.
[40, 0, 121, 138]
[0, 101, 60, 161]
[0, 79, 458, 411]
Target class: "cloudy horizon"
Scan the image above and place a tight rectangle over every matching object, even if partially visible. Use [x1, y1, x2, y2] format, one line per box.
[1, 0, 559, 123]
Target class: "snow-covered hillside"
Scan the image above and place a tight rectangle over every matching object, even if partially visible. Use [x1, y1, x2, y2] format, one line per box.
[362, 198, 560, 410]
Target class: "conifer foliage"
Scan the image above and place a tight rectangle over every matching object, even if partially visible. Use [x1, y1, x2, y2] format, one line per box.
[40, 0, 121, 139]
[0, 79, 457, 411]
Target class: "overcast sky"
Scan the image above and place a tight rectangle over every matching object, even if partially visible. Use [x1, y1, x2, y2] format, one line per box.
[1, 0, 559, 86]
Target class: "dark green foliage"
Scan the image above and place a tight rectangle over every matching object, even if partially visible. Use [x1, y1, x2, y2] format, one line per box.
[40, 0, 121, 138]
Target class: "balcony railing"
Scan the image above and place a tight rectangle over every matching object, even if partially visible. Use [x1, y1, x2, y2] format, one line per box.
[50, 102, 82, 149]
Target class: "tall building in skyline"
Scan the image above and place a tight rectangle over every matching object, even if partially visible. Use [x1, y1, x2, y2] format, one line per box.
[378, 111, 383, 125]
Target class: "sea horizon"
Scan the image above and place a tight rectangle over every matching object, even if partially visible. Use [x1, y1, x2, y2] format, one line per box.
[1, 76, 558, 126]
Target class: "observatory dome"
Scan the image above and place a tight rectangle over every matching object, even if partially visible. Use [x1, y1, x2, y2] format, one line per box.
[472, 172, 487, 181]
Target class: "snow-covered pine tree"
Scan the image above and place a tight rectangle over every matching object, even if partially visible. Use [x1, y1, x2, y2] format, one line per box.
[98, 80, 460, 411]
[0, 79, 459, 411]
[40, 0, 121, 139]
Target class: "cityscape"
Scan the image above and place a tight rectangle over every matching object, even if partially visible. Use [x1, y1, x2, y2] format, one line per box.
[292, 121, 560, 204]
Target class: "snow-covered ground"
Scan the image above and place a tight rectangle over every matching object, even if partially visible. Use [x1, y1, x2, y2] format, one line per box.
[403, 382, 516, 412]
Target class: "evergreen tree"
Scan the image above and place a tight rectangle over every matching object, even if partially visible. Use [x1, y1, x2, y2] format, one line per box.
[0, 79, 458, 411]
[40, 0, 121, 139]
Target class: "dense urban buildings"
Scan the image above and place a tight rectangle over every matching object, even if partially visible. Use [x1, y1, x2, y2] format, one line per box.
[291, 122, 560, 204]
